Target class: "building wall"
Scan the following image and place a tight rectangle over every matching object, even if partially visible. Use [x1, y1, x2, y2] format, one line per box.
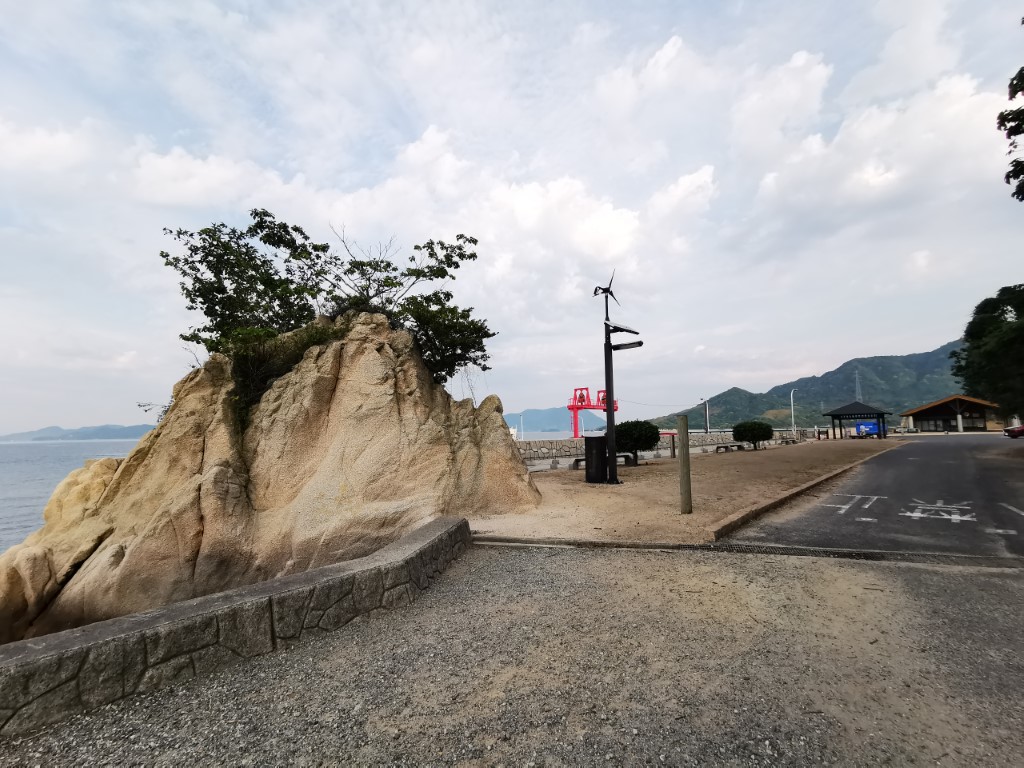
[905, 403, 1003, 432]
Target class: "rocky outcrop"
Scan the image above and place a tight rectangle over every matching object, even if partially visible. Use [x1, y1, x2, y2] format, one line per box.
[0, 314, 539, 643]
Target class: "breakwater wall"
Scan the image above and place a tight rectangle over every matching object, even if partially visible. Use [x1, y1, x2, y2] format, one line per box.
[0, 517, 470, 737]
[515, 430, 806, 461]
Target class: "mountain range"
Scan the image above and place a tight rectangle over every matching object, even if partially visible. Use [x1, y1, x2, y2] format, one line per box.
[0, 424, 155, 442]
[651, 340, 963, 429]
[503, 407, 606, 433]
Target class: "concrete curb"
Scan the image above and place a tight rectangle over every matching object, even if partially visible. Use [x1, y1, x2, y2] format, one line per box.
[703, 441, 904, 541]
[472, 442, 904, 551]
[0, 517, 471, 738]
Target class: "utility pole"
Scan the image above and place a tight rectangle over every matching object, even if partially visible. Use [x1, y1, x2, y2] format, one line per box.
[702, 398, 710, 433]
[790, 388, 798, 436]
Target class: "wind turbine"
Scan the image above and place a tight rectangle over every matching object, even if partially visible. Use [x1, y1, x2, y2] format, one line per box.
[593, 270, 620, 322]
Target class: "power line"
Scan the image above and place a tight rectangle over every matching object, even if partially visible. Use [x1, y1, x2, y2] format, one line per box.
[617, 399, 702, 410]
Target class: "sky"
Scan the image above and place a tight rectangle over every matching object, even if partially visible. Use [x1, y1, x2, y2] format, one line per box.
[0, 0, 1021, 434]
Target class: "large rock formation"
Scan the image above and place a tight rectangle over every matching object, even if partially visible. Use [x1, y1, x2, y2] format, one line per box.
[0, 314, 539, 644]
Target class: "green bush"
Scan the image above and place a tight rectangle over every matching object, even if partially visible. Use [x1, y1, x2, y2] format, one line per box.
[732, 420, 774, 450]
[228, 320, 351, 430]
[615, 420, 661, 463]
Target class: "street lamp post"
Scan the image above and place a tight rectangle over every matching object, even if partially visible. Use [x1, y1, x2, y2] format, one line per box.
[593, 273, 642, 484]
[702, 398, 710, 434]
[790, 388, 798, 435]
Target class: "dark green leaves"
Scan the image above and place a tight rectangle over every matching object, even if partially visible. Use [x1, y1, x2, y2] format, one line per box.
[161, 210, 494, 384]
[615, 420, 661, 461]
[997, 20, 1024, 200]
[951, 284, 1024, 417]
[732, 420, 774, 449]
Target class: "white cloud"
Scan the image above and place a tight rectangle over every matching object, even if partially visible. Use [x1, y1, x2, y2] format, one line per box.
[0, 117, 95, 172]
[841, 0, 960, 105]
[731, 51, 833, 160]
[0, 0, 1019, 434]
[647, 166, 717, 220]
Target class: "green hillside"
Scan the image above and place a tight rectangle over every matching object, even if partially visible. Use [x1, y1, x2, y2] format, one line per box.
[652, 340, 963, 429]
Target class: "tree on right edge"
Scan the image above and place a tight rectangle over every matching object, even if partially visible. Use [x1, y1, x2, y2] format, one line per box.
[997, 17, 1024, 200]
[950, 285, 1024, 418]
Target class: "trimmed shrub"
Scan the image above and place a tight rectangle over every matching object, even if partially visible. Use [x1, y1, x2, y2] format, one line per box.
[615, 419, 661, 463]
[732, 420, 774, 450]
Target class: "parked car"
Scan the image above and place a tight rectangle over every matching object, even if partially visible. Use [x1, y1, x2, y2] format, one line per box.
[1005, 424, 1024, 439]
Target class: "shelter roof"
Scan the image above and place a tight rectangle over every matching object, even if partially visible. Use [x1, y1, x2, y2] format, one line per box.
[899, 394, 999, 417]
[822, 401, 892, 417]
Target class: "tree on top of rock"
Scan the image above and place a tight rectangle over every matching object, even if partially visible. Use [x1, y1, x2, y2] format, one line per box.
[161, 209, 495, 383]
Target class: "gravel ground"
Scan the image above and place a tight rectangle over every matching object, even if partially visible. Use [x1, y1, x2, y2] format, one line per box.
[1, 545, 1022, 766]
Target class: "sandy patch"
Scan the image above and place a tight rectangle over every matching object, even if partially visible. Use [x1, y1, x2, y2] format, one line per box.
[470, 439, 899, 544]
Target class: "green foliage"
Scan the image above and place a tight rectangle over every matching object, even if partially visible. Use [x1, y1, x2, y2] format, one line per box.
[732, 420, 774, 449]
[229, 321, 351, 429]
[160, 210, 326, 353]
[161, 209, 495, 387]
[950, 284, 1024, 418]
[615, 419, 661, 461]
[997, 18, 1024, 201]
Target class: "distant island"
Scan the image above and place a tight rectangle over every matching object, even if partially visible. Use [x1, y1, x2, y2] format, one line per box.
[504, 407, 606, 433]
[0, 424, 155, 442]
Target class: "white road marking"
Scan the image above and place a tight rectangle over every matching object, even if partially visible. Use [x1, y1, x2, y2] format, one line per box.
[855, 518, 877, 522]
[999, 503, 1024, 518]
[985, 528, 1017, 535]
[826, 494, 887, 514]
[899, 509, 977, 523]
[911, 499, 972, 509]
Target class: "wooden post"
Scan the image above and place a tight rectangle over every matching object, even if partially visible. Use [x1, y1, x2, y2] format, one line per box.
[677, 416, 692, 515]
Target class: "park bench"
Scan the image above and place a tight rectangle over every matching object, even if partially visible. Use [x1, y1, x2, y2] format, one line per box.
[779, 437, 799, 445]
[571, 453, 637, 470]
[714, 442, 747, 453]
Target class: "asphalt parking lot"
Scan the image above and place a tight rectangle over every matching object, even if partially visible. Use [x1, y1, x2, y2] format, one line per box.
[731, 434, 1024, 558]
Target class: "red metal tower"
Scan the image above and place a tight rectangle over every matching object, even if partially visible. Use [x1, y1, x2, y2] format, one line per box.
[566, 387, 617, 438]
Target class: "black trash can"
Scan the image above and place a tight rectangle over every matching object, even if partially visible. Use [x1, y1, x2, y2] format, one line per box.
[584, 435, 608, 483]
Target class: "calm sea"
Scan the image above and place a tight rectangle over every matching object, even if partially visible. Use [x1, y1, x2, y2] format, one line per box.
[0, 440, 138, 554]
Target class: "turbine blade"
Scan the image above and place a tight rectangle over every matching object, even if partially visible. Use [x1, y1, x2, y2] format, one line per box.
[608, 269, 616, 288]
[609, 289, 621, 306]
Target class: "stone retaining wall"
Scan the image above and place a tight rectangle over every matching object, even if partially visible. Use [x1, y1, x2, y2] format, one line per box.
[516, 430, 806, 460]
[0, 516, 470, 737]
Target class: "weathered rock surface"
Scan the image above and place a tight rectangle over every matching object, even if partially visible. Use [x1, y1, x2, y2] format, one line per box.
[0, 314, 538, 643]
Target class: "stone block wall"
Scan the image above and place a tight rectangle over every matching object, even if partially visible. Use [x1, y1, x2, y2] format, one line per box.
[515, 431, 808, 460]
[0, 517, 470, 738]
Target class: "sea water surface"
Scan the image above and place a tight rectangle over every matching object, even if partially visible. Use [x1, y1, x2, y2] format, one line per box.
[0, 440, 138, 554]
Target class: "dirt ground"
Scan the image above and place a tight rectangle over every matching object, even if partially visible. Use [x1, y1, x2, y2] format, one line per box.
[471, 439, 899, 544]
[10, 546, 1021, 765]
